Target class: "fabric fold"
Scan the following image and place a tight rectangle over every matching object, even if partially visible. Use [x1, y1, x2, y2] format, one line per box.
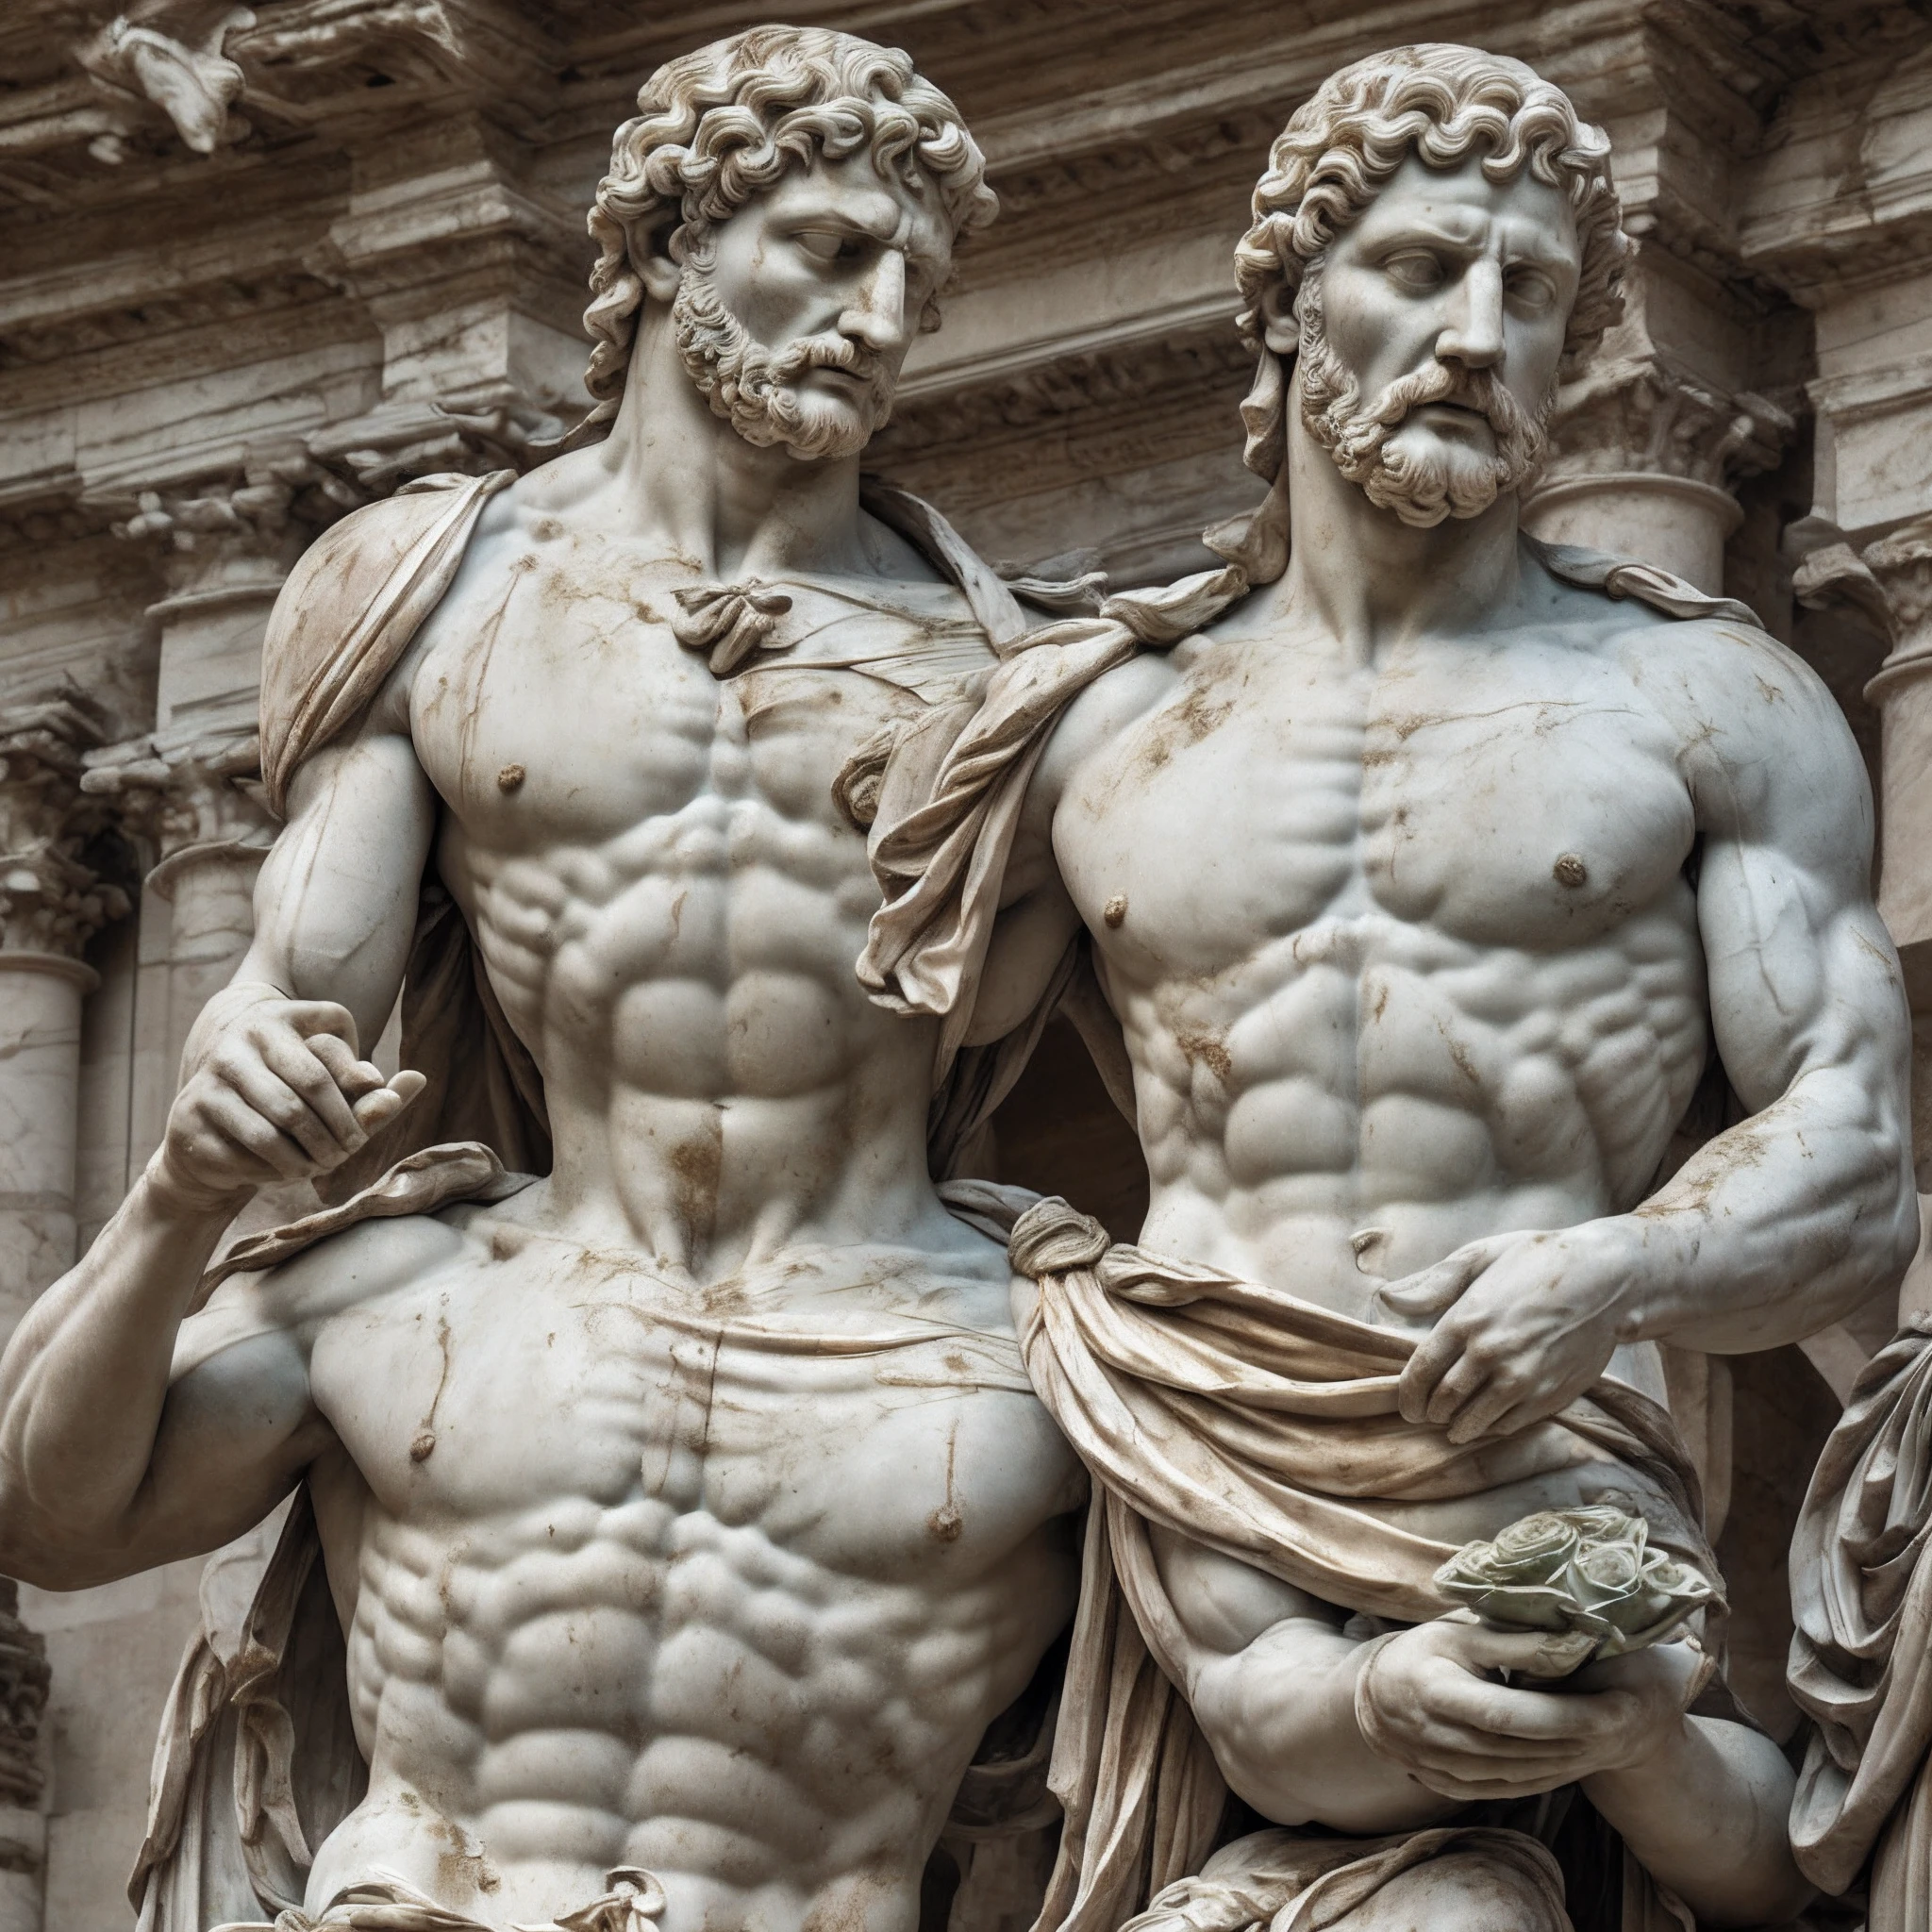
[1004, 1194, 1718, 1932]
[1788, 1316, 1932, 1917]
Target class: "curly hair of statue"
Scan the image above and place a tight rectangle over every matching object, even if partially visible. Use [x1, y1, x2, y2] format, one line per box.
[1229, 43, 1631, 485]
[574, 26, 998, 442]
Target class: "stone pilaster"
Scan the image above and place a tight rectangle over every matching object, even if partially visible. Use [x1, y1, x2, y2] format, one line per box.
[0, 695, 128, 1341]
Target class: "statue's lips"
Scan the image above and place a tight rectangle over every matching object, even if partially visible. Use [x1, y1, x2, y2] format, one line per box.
[803, 363, 877, 395]
[1410, 399, 1493, 425]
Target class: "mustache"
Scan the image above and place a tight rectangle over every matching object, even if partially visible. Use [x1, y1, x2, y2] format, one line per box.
[762, 331, 890, 392]
[1369, 361, 1538, 441]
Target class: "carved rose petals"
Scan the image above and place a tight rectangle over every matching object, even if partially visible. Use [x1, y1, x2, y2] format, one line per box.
[1434, 1502, 1718, 1661]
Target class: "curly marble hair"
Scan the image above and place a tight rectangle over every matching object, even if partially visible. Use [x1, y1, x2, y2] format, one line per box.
[1231, 44, 1629, 479]
[577, 25, 996, 439]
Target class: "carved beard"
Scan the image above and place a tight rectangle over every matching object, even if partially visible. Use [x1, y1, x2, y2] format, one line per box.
[1295, 268, 1554, 528]
[671, 253, 894, 461]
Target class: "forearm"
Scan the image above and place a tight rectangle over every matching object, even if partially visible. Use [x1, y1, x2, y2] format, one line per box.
[1192, 1624, 1455, 1834]
[0, 1161, 239, 1575]
[1585, 1716, 1810, 1926]
[1613, 1064, 1914, 1353]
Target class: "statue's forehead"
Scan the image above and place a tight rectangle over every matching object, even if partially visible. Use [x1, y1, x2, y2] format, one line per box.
[1341, 152, 1578, 262]
[748, 149, 954, 259]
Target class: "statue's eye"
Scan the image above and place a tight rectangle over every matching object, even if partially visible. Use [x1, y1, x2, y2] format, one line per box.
[795, 230, 862, 265]
[1383, 251, 1445, 291]
[1506, 268, 1557, 313]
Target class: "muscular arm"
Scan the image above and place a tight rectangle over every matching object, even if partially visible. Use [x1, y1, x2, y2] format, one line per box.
[1396, 625, 1916, 1437]
[0, 692, 435, 1586]
[1153, 1529, 1810, 1926]
[0, 1055, 422, 1587]
[208, 713, 437, 1059]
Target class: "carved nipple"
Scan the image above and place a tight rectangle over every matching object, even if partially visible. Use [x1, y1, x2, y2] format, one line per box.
[671, 579, 794, 676]
[1554, 854, 1589, 888]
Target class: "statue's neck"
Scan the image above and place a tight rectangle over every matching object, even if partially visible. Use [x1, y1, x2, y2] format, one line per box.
[591, 312, 874, 582]
[1277, 409, 1525, 666]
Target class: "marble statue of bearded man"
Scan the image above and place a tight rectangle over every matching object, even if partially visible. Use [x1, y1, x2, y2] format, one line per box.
[0, 25, 1095, 1932]
[853, 42, 1914, 1932]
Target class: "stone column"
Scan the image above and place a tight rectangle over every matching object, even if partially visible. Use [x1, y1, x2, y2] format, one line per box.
[1525, 342, 1792, 593]
[0, 697, 128, 1343]
[82, 730, 276, 1173]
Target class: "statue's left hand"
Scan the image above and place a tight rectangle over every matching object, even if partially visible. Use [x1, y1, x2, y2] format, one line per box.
[1378, 1224, 1636, 1441]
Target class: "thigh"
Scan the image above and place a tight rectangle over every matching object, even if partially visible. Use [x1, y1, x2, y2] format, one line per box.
[1332, 1849, 1572, 1932]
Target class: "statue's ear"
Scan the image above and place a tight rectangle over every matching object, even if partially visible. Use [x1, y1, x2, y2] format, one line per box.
[634, 219, 683, 304]
[1258, 278, 1299, 356]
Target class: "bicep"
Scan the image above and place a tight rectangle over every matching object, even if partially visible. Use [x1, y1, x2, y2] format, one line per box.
[1692, 669, 1907, 1112]
[105, 1324, 328, 1580]
[242, 727, 438, 1050]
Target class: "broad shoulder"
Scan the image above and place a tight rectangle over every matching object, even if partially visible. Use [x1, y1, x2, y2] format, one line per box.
[1600, 608, 1865, 817]
[172, 1209, 475, 1384]
[1038, 642, 1186, 804]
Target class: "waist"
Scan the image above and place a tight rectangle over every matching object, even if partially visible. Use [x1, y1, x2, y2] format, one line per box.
[308, 1794, 929, 1932]
[1139, 1185, 1613, 1317]
[1135, 1192, 1672, 1407]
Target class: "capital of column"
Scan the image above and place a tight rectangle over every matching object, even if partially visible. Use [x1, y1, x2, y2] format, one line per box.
[103, 446, 364, 601]
[80, 725, 275, 884]
[1845, 515, 1932, 961]
[1543, 352, 1795, 494]
[0, 696, 131, 963]
[1524, 351, 1794, 593]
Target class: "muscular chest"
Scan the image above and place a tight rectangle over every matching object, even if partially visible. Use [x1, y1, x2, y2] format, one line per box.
[409, 546, 987, 856]
[1061, 632, 1697, 978]
[310, 1237, 1065, 1585]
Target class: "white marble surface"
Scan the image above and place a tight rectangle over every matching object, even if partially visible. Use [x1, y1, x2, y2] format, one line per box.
[0, 28, 1084, 1929]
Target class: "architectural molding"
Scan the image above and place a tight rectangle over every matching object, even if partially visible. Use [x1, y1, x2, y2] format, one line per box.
[0, 693, 129, 959]
[1542, 349, 1794, 492]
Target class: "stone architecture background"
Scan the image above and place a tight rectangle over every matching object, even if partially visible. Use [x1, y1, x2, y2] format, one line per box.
[0, 0, 1929, 1924]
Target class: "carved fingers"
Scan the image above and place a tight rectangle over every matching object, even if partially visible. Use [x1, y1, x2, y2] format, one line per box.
[152, 993, 423, 1211]
[1392, 1228, 1628, 1442]
[1357, 1618, 1691, 1801]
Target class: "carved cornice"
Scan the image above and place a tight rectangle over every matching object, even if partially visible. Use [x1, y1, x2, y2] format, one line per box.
[0, 692, 131, 958]
[1544, 351, 1795, 491]
[0, 0, 554, 198]
[884, 318, 1249, 458]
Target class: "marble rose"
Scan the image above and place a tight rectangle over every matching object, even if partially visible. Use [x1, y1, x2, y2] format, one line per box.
[0, 26, 1088, 1932]
[857, 42, 1915, 1932]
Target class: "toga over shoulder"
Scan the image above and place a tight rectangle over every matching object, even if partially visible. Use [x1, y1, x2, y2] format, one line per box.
[258, 469, 513, 815]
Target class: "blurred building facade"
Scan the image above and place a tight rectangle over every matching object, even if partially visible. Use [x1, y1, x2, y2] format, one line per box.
[0, 0, 1928, 1922]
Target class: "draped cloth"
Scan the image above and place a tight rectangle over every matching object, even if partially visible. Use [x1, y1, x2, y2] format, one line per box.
[1789, 1317, 1932, 1924]
[208, 1867, 667, 1932]
[1004, 1196, 1717, 1932]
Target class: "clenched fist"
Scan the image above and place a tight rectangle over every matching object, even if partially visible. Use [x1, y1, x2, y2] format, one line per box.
[149, 982, 425, 1214]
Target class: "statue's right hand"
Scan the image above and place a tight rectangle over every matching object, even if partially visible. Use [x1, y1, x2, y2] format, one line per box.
[150, 991, 425, 1213]
[1354, 1614, 1631, 1803]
